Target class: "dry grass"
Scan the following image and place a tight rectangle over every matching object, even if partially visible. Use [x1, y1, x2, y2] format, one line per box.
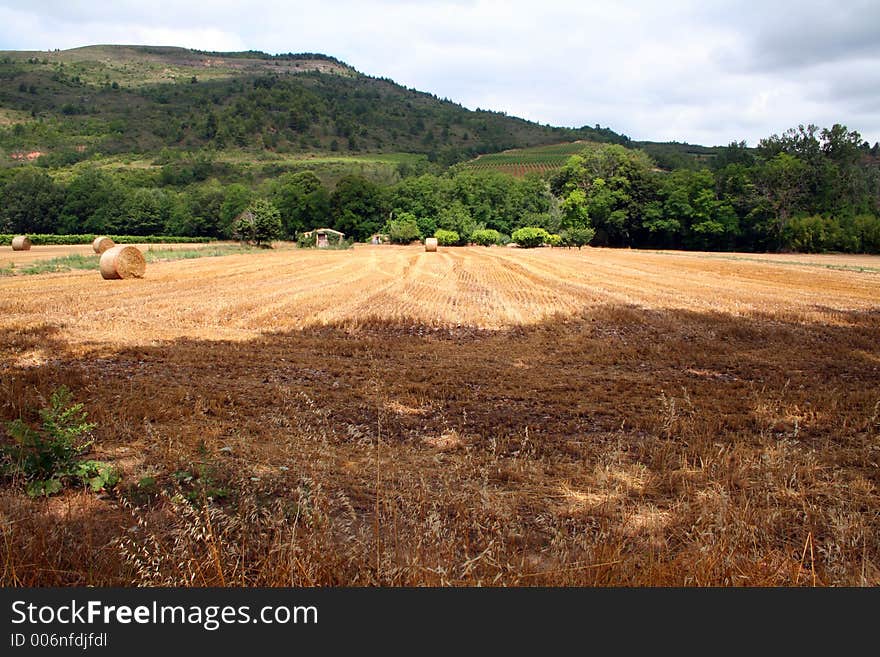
[0, 245, 878, 586]
[0, 241, 226, 269]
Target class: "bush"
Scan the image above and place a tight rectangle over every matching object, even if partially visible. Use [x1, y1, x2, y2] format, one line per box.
[296, 232, 317, 248]
[853, 214, 880, 253]
[545, 233, 562, 247]
[434, 229, 460, 246]
[560, 226, 596, 249]
[511, 226, 551, 248]
[0, 387, 118, 497]
[387, 218, 422, 244]
[471, 228, 501, 246]
[786, 215, 860, 253]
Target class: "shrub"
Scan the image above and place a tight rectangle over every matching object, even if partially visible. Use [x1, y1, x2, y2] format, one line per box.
[560, 226, 596, 249]
[853, 214, 880, 253]
[511, 226, 551, 248]
[0, 387, 118, 497]
[387, 217, 422, 244]
[545, 233, 562, 247]
[296, 231, 317, 248]
[434, 229, 460, 246]
[471, 228, 501, 246]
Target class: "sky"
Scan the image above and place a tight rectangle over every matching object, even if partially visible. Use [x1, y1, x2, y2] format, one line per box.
[1, 0, 878, 147]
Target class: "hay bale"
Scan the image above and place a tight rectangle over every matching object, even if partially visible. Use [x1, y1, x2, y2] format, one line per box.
[425, 237, 438, 252]
[99, 245, 146, 280]
[11, 236, 31, 251]
[92, 236, 115, 254]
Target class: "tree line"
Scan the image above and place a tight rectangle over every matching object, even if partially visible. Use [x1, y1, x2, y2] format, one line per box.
[1, 123, 878, 253]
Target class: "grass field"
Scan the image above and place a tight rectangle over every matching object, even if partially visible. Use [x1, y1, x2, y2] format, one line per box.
[1, 245, 878, 586]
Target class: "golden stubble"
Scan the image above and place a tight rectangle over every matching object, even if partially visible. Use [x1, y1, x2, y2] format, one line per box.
[0, 245, 878, 586]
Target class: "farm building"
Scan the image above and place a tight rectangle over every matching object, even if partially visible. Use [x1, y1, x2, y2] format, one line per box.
[302, 228, 345, 248]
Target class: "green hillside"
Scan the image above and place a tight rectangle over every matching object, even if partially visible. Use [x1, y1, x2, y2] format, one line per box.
[0, 45, 626, 168]
[457, 138, 731, 178]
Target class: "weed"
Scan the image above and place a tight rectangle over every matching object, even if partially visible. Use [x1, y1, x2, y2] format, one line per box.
[0, 387, 118, 497]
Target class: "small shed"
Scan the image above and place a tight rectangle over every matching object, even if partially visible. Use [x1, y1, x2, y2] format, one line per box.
[302, 228, 345, 248]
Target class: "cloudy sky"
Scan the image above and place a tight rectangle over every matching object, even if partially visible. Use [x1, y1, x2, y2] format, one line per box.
[1, 0, 878, 146]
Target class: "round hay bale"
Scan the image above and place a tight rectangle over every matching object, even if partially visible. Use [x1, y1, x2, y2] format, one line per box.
[11, 236, 31, 251]
[92, 236, 115, 254]
[100, 245, 146, 280]
[425, 237, 438, 252]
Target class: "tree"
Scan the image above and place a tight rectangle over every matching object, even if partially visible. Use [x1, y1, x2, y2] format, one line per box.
[125, 188, 171, 236]
[385, 213, 421, 243]
[560, 226, 595, 249]
[758, 153, 807, 248]
[274, 171, 330, 237]
[437, 202, 477, 244]
[389, 174, 449, 232]
[559, 189, 590, 229]
[550, 143, 657, 246]
[59, 168, 128, 234]
[219, 184, 253, 238]
[232, 199, 282, 246]
[330, 176, 387, 242]
[0, 167, 64, 234]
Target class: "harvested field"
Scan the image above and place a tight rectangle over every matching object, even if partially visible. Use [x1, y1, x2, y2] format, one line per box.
[1, 241, 227, 268]
[0, 245, 878, 586]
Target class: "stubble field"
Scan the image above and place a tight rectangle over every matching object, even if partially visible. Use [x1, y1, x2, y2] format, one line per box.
[1, 245, 878, 586]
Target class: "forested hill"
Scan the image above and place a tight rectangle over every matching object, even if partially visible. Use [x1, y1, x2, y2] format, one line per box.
[0, 45, 627, 166]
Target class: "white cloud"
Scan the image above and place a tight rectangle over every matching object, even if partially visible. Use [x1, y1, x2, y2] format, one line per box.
[1, 0, 878, 145]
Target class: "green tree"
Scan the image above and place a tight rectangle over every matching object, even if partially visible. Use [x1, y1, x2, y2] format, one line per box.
[560, 189, 590, 229]
[219, 184, 253, 238]
[330, 176, 387, 241]
[437, 202, 477, 244]
[59, 168, 128, 234]
[551, 144, 657, 246]
[759, 153, 807, 248]
[1, 167, 64, 234]
[125, 188, 171, 236]
[274, 171, 331, 237]
[560, 226, 595, 249]
[386, 213, 422, 243]
[232, 198, 282, 246]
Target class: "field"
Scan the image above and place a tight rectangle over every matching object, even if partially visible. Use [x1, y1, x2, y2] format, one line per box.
[1, 245, 878, 586]
[458, 141, 590, 177]
[1, 241, 225, 269]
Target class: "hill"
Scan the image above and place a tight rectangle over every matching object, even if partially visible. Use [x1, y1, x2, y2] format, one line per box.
[0, 45, 628, 168]
[455, 137, 727, 178]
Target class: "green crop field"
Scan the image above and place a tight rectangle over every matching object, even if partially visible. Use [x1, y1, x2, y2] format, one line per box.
[457, 140, 589, 177]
